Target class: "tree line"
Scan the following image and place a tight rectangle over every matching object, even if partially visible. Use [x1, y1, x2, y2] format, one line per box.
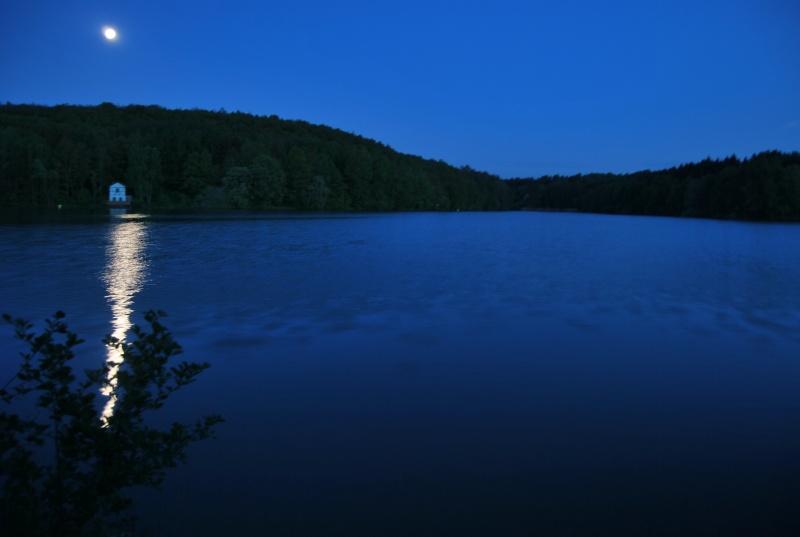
[1, 103, 797, 220]
[508, 151, 800, 221]
[0, 103, 508, 211]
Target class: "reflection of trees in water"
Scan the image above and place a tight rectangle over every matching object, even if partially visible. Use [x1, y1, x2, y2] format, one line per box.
[101, 217, 149, 422]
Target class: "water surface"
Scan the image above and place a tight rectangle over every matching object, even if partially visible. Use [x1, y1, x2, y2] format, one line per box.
[1, 211, 798, 535]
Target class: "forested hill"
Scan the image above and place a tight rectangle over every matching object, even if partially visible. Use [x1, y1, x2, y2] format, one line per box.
[0, 103, 509, 211]
[509, 151, 800, 221]
[1, 103, 798, 220]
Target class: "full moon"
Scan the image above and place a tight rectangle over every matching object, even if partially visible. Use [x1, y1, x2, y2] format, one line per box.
[103, 27, 117, 40]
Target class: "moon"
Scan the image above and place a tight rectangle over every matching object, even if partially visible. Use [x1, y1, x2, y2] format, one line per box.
[103, 27, 117, 40]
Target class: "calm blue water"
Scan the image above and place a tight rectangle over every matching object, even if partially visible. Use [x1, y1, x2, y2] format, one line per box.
[1, 211, 799, 536]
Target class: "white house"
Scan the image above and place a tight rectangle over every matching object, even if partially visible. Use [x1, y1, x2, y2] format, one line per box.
[108, 182, 131, 205]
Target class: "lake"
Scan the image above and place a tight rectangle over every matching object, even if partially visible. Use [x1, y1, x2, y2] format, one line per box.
[1, 211, 799, 536]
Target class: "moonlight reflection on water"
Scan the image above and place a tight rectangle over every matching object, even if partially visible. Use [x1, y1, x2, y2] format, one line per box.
[100, 214, 149, 423]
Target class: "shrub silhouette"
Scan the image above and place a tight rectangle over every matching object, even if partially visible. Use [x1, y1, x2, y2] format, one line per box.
[0, 310, 223, 536]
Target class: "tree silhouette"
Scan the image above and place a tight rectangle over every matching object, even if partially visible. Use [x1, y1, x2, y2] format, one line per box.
[0, 310, 223, 537]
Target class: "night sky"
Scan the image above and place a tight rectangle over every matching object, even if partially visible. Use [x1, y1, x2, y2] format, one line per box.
[2, 0, 798, 178]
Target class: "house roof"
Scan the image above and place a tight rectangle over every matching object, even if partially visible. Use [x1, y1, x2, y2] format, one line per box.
[110, 182, 126, 188]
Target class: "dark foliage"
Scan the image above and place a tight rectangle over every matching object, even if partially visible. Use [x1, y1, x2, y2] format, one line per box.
[0, 310, 223, 536]
[0, 103, 509, 211]
[2, 103, 795, 220]
[508, 151, 800, 221]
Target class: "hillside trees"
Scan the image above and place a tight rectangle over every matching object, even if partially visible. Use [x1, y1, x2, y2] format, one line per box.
[1, 103, 797, 219]
[125, 142, 163, 206]
[312, 151, 348, 209]
[0, 103, 514, 212]
[250, 154, 286, 207]
[509, 151, 800, 221]
[0, 103, 506, 211]
[220, 166, 251, 208]
[181, 149, 215, 198]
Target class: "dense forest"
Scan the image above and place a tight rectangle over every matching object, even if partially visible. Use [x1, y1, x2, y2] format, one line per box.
[1, 103, 798, 220]
[0, 103, 508, 211]
[509, 151, 800, 221]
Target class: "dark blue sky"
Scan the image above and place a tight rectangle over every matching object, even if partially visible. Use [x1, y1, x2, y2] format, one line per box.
[2, 0, 798, 178]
